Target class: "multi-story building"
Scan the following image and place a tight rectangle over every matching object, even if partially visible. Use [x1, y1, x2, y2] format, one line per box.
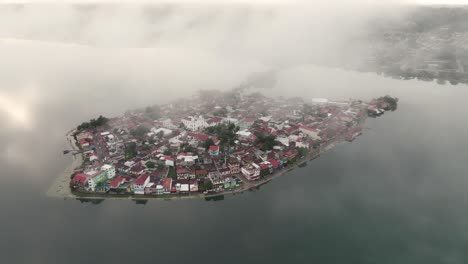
[133, 174, 150, 195]
[241, 163, 260, 181]
[182, 116, 208, 131]
[101, 164, 116, 179]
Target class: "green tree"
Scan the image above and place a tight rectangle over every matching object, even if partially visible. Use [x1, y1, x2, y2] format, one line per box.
[168, 167, 177, 180]
[130, 125, 150, 140]
[204, 138, 215, 149]
[125, 142, 137, 160]
[199, 180, 213, 191]
[297, 147, 308, 158]
[255, 132, 277, 151]
[146, 161, 156, 169]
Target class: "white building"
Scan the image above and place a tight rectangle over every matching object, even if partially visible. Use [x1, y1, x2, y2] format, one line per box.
[241, 163, 260, 181]
[236, 130, 253, 138]
[177, 153, 198, 165]
[101, 164, 116, 179]
[299, 126, 321, 140]
[150, 127, 173, 137]
[133, 174, 150, 195]
[276, 136, 290, 147]
[162, 118, 178, 129]
[182, 116, 208, 131]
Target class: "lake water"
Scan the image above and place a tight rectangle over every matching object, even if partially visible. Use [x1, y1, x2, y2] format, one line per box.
[3, 65, 468, 264]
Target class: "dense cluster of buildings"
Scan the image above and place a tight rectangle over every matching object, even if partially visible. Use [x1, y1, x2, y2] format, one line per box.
[70, 89, 369, 197]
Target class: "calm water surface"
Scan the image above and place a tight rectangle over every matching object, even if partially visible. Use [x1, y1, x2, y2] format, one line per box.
[2, 67, 468, 264]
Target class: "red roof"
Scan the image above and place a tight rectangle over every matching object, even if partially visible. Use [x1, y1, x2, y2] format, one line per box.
[209, 145, 219, 151]
[243, 117, 256, 123]
[135, 174, 150, 185]
[115, 175, 127, 183]
[207, 117, 223, 124]
[299, 125, 317, 132]
[162, 178, 172, 189]
[268, 159, 280, 169]
[260, 164, 269, 170]
[109, 180, 120, 188]
[187, 133, 209, 141]
[72, 173, 88, 184]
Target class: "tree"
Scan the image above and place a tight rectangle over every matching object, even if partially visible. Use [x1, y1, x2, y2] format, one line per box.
[380, 95, 399, 111]
[198, 180, 213, 191]
[125, 142, 137, 160]
[146, 161, 156, 169]
[204, 138, 215, 149]
[254, 132, 277, 151]
[180, 143, 194, 153]
[297, 147, 308, 158]
[130, 125, 150, 140]
[168, 167, 177, 180]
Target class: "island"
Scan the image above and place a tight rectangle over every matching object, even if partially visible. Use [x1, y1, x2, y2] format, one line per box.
[48, 87, 398, 201]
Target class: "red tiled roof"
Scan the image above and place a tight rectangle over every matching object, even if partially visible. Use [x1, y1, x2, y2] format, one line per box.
[109, 180, 120, 188]
[196, 169, 208, 175]
[207, 117, 223, 124]
[72, 173, 88, 184]
[187, 133, 209, 141]
[135, 174, 150, 185]
[162, 178, 172, 189]
[268, 159, 280, 168]
[209, 145, 219, 151]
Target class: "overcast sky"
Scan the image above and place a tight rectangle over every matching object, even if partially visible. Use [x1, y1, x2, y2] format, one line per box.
[0, 0, 467, 5]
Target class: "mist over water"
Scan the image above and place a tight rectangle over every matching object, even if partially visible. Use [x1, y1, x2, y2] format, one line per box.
[2, 3, 468, 264]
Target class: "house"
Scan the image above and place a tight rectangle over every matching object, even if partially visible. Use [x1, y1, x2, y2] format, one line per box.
[299, 126, 321, 140]
[150, 127, 173, 137]
[133, 174, 150, 195]
[268, 159, 280, 170]
[79, 138, 90, 148]
[86, 170, 108, 191]
[219, 167, 231, 176]
[162, 178, 172, 194]
[71, 173, 88, 189]
[240, 117, 256, 130]
[130, 164, 145, 175]
[101, 164, 116, 179]
[187, 132, 209, 142]
[176, 180, 198, 192]
[109, 175, 127, 189]
[209, 145, 220, 156]
[295, 139, 309, 149]
[177, 153, 198, 165]
[206, 117, 223, 127]
[241, 163, 260, 181]
[161, 118, 178, 129]
[228, 160, 240, 174]
[195, 169, 208, 178]
[182, 116, 208, 131]
[162, 156, 175, 167]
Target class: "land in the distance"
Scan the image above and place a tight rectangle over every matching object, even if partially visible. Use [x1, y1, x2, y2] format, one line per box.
[49, 86, 398, 200]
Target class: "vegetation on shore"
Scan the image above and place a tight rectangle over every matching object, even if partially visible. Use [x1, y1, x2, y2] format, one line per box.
[379, 95, 399, 111]
[77, 115, 109, 131]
